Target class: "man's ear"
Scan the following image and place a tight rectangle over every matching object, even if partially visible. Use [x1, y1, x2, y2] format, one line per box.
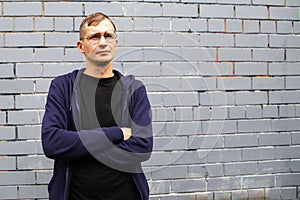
[77, 41, 85, 54]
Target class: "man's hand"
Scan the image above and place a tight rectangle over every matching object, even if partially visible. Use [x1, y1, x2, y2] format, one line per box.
[121, 128, 131, 140]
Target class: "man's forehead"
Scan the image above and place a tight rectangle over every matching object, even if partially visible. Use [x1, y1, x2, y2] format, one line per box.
[84, 18, 115, 32]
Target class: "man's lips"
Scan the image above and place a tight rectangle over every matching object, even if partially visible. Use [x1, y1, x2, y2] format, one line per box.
[96, 50, 110, 54]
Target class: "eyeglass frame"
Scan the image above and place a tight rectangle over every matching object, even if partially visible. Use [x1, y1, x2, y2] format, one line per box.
[81, 31, 117, 45]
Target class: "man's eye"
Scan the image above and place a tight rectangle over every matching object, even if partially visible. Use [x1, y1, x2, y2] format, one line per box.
[104, 33, 114, 39]
[89, 34, 99, 40]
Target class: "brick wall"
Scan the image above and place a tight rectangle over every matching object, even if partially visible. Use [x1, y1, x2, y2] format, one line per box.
[0, 1, 299, 199]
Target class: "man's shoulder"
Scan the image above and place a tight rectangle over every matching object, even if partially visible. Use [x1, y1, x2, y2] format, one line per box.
[51, 69, 80, 85]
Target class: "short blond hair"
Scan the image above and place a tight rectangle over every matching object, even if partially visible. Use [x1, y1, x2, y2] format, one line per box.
[79, 12, 116, 39]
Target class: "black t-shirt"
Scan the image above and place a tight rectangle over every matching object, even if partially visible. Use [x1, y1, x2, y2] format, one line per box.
[69, 73, 139, 200]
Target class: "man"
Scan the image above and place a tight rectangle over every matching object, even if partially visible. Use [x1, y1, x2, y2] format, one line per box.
[42, 12, 153, 200]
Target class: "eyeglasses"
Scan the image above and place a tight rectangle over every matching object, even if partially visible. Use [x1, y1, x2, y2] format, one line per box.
[83, 31, 116, 45]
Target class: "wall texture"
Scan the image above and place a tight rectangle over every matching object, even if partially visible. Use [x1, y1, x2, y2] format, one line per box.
[0, 0, 300, 199]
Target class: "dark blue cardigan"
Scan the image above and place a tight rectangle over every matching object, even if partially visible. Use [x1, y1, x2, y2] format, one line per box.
[42, 69, 153, 200]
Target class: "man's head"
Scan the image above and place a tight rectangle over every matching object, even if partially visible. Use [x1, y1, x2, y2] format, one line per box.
[77, 12, 118, 69]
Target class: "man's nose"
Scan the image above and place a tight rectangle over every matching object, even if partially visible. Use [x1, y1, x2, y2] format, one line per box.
[99, 35, 107, 45]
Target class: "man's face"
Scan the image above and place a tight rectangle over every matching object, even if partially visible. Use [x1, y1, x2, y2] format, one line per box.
[77, 18, 118, 67]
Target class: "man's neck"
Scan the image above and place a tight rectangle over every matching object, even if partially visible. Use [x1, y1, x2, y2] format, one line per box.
[84, 63, 114, 78]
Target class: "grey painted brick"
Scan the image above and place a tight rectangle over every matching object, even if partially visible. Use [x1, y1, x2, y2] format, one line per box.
[124, 32, 161, 46]
[253, 48, 284, 61]
[291, 159, 300, 172]
[153, 18, 171, 31]
[236, 6, 268, 19]
[17, 156, 53, 170]
[163, 3, 198, 17]
[248, 189, 266, 199]
[163, 33, 199, 47]
[0, 65, 15, 80]
[34, 48, 64, 62]
[175, 107, 193, 121]
[148, 180, 170, 195]
[217, 77, 251, 90]
[242, 147, 275, 161]
[262, 105, 278, 118]
[0, 18, 13, 31]
[269, 63, 300, 76]
[270, 91, 300, 104]
[194, 107, 211, 120]
[286, 0, 300, 6]
[143, 48, 182, 62]
[276, 174, 300, 187]
[19, 185, 48, 199]
[44, 2, 82, 16]
[0, 126, 15, 140]
[277, 21, 293, 33]
[218, 48, 251, 61]
[235, 34, 268, 47]
[226, 19, 243, 33]
[238, 119, 272, 133]
[152, 122, 166, 136]
[3, 2, 42, 16]
[17, 125, 41, 140]
[171, 151, 208, 165]
[181, 77, 216, 92]
[224, 162, 258, 176]
[5, 33, 43, 47]
[161, 62, 198, 76]
[0, 96, 14, 109]
[225, 134, 258, 148]
[285, 76, 300, 89]
[229, 106, 246, 119]
[166, 121, 200, 136]
[45, 33, 78, 47]
[148, 93, 163, 107]
[189, 164, 224, 178]
[65, 48, 84, 62]
[54, 17, 73, 31]
[208, 19, 225, 32]
[276, 146, 300, 159]
[0, 48, 34, 62]
[151, 165, 188, 180]
[260, 21, 276, 33]
[85, 2, 123, 16]
[281, 188, 297, 200]
[267, 188, 281, 199]
[113, 17, 133, 32]
[253, 77, 285, 90]
[35, 17, 54, 31]
[0, 186, 18, 199]
[123, 62, 161, 77]
[0, 141, 36, 155]
[154, 136, 188, 151]
[200, 33, 234, 47]
[43, 63, 82, 77]
[272, 119, 300, 132]
[242, 175, 275, 189]
[141, 77, 181, 92]
[244, 20, 260, 33]
[208, 177, 241, 191]
[286, 49, 300, 61]
[199, 62, 233, 76]
[217, 0, 251, 3]
[292, 132, 300, 144]
[270, 7, 299, 20]
[14, 17, 33, 31]
[235, 91, 268, 105]
[124, 3, 161, 17]
[200, 5, 234, 18]
[190, 18, 207, 32]
[189, 135, 223, 149]
[200, 92, 235, 106]
[134, 18, 153, 31]
[0, 157, 16, 170]
[8, 111, 39, 125]
[0, 80, 34, 94]
[0, 171, 35, 185]
[279, 105, 295, 117]
[182, 48, 216, 62]
[171, 179, 206, 193]
[259, 133, 291, 146]
[210, 107, 228, 120]
[35, 79, 52, 93]
[16, 63, 43, 77]
[0, 111, 6, 125]
[270, 35, 300, 48]
[246, 106, 262, 118]
[252, 0, 284, 5]
[171, 18, 189, 32]
[203, 120, 237, 134]
[207, 149, 241, 163]
[15, 95, 46, 109]
[232, 190, 248, 200]
[163, 92, 198, 106]
[258, 160, 290, 174]
[36, 171, 52, 184]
